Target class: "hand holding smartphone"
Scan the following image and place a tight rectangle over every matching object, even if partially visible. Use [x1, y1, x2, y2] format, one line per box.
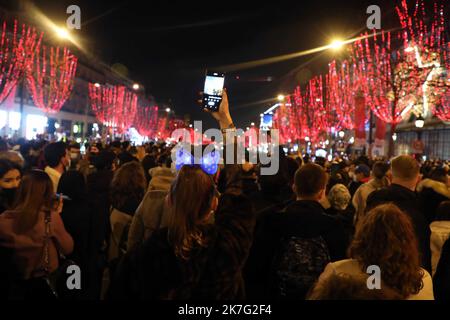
[202, 71, 225, 112]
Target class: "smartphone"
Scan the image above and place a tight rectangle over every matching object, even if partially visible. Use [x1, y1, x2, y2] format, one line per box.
[203, 71, 225, 112]
[55, 193, 71, 201]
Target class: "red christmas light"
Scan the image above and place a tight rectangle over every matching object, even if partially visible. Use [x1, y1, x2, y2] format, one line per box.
[134, 105, 159, 137]
[435, 91, 450, 121]
[88, 84, 138, 133]
[326, 60, 355, 130]
[26, 46, 77, 113]
[0, 20, 42, 106]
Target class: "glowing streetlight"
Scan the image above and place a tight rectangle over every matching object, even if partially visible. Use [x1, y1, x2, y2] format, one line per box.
[338, 131, 345, 138]
[329, 39, 344, 51]
[277, 94, 285, 102]
[415, 114, 425, 128]
[94, 83, 100, 88]
[55, 27, 70, 39]
[392, 133, 398, 141]
[165, 108, 171, 113]
[132, 83, 140, 90]
[251, 122, 255, 126]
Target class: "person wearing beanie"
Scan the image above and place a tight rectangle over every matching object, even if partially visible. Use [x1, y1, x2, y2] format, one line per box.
[325, 184, 355, 249]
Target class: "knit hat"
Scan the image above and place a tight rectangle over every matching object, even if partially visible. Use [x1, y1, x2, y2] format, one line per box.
[327, 183, 351, 211]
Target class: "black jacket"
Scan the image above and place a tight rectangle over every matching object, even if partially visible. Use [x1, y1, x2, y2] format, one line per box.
[366, 183, 432, 272]
[419, 187, 449, 224]
[107, 193, 255, 300]
[433, 237, 450, 301]
[86, 169, 114, 249]
[244, 200, 348, 299]
[60, 199, 96, 299]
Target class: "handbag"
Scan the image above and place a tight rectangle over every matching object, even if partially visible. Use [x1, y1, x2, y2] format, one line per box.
[41, 210, 79, 298]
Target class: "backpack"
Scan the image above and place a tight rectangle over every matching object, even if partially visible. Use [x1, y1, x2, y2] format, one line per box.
[270, 236, 330, 299]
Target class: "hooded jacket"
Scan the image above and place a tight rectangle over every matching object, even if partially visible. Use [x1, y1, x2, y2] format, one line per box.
[147, 167, 176, 191]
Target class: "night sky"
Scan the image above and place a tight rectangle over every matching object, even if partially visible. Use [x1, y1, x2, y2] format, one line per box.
[2, 0, 401, 128]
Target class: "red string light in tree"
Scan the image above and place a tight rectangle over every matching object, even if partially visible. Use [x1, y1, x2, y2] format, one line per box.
[0, 20, 42, 106]
[26, 46, 77, 113]
[395, 0, 449, 117]
[156, 115, 170, 140]
[291, 76, 331, 143]
[88, 84, 138, 133]
[435, 90, 450, 121]
[273, 96, 294, 144]
[326, 60, 355, 130]
[134, 105, 159, 137]
[352, 30, 425, 125]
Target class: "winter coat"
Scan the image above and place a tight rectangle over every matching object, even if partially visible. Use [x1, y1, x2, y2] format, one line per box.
[430, 221, 450, 276]
[314, 259, 434, 300]
[244, 200, 348, 299]
[127, 190, 169, 251]
[107, 193, 255, 300]
[352, 178, 388, 226]
[433, 238, 450, 301]
[417, 179, 450, 223]
[366, 184, 432, 272]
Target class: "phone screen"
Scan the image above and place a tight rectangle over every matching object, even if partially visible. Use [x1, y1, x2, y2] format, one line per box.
[203, 71, 225, 111]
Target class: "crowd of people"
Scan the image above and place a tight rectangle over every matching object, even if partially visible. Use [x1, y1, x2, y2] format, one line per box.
[0, 91, 449, 300]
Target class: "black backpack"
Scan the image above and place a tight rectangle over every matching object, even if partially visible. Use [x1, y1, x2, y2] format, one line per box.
[270, 236, 330, 299]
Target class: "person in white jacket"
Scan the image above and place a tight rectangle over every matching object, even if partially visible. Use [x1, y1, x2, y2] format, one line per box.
[430, 201, 450, 276]
[312, 203, 434, 300]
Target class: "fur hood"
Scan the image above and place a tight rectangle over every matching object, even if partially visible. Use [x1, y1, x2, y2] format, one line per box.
[417, 179, 450, 199]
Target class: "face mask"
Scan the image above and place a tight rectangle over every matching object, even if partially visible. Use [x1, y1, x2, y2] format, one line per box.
[70, 152, 80, 161]
[65, 159, 71, 171]
[2, 187, 17, 207]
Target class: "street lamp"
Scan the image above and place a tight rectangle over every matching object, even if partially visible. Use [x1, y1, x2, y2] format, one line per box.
[94, 83, 100, 88]
[132, 83, 140, 90]
[251, 122, 255, 126]
[330, 39, 344, 51]
[415, 114, 425, 128]
[338, 131, 345, 138]
[165, 108, 171, 113]
[277, 94, 285, 102]
[392, 133, 398, 141]
[55, 27, 70, 40]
